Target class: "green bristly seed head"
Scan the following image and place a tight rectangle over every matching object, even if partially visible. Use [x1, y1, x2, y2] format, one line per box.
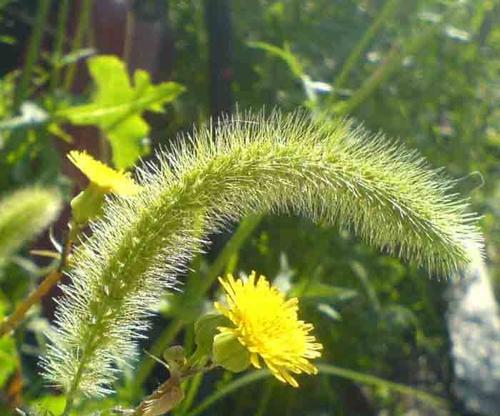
[41, 110, 482, 398]
[0, 187, 62, 263]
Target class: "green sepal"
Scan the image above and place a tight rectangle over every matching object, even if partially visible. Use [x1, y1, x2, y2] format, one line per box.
[212, 332, 251, 373]
[70, 183, 106, 226]
[190, 313, 231, 366]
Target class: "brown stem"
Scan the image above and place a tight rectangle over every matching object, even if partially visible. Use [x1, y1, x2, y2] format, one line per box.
[0, 225, 76, 337]
[0, 270, 63, 337]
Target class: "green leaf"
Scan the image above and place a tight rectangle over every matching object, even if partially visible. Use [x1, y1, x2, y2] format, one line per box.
[62, 55, 184, 168]
[317, 303, 342, 321]
[294, 282, 358, 301]
[0, 336, 17, 388]
[28, 395, 66, 415]
[248, 41, 304, 78]
[191, 313, 231, 366]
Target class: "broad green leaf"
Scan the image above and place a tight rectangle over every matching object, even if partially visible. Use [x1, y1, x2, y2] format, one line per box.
[62, 55, 184, 168]
[28, 395, 66, 415]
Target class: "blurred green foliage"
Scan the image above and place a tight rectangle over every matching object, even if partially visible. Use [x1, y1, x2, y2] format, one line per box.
[0, 0, 498, 415]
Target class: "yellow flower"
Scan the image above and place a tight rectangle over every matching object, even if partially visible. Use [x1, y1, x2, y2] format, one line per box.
[215, 272, 323, 387]
[67, 150, 140, 196]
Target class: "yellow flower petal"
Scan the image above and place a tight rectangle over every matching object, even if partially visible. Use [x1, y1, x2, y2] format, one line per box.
[215, 271, 323, 387]
[67, 150, 141, 196]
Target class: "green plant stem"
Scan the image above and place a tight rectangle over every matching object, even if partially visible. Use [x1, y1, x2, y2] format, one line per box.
[122, 8, 135, 65]
[61, 327, 98, 416]
[0, 270, 61, 337]
[0, 225, 74, 337]
[317, 364, 447, 407]
[50, 0, 70, 94]
[185, 364, 447, 416]
[335, 43, 401, 115]
[255, 379, 275, 416]
[13, 0, 52, 110]
[201, 214, 262, 293]
[63, 0, 92, 92]
[335, 7, 455, 115]
[333, 0, 399, 93]
[177, 371, 204, 414]
[185, 371, 269, 416]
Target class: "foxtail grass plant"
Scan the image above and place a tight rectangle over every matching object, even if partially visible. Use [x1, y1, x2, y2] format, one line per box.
[41, 110, 482, 409]
[0, 187, 62, 263]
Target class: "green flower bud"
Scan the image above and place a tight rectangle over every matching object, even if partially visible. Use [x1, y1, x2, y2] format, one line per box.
[212, 332, 250, 373]
[163, 345, 187, 373]
[190, 314, 231, 366]
[70, 184, 106, 226]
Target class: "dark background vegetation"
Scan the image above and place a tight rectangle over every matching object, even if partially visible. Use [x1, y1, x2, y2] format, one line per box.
[0, 0, 498, 415]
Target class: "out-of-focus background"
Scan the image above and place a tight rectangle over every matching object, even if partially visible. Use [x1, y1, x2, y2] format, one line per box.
[0, 0, 498, 415]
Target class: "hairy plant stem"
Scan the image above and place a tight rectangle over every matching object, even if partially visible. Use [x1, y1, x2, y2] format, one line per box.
[61, 325, 98, 416]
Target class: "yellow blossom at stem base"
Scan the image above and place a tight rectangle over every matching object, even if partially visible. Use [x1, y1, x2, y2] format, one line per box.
[215, 272, 323, 387]
[67, 150, 140, 196]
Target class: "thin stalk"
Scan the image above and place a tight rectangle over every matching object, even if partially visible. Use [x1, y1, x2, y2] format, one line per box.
[255, 379, 275, 416]
[134, 320, 184, 387]
[185, 371, 269, 416]
[335, 43, 401, 115]
[49, 0, 71, 94]
[122, 8, 135, 65]
[186, 364, 447, 416]
[0, 270, 61, 337]
[177, 371, 204, 414]
[317, 364, 447, 407]
[13, 0, 52, 110]
[333, 0, 399, 92]
[0, 227, 74, 337]
[61, 325, 99, 416]
[335, 6, 455, 115]
[63, 0, 93, 92]
[201, 214, 262, 293]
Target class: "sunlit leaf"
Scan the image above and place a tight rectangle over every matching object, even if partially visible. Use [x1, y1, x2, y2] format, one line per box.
[62, 55, 185, 168]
